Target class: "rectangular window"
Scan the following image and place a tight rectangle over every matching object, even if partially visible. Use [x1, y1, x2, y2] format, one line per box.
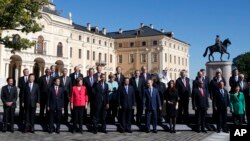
[142, 41, 146, 46]
[79, 35, 82, 41]
[105, 41, 107, 46]
[93, 51, 95, 60]
[165, 53, 167, 62]
[153, 40, 158, 46]
[129, 54, 134, 63]
[93, 39, 95, 44]
[87, 37, 90, 42]
[104, 53, 107, 62]
[110, 43, 112, 47]
[130, 42, 134, 47]
[118, 55, 122, 64]
[99, 53, 102, 61]
[70, 47, 72, 58]
[110, 55, 113, 63]
[141, 54, 147, 63]
[99, 40, 101, 45]
[182, 58, 184, 65]
[178, 57, 180, 65]
[152, 53, 158, 63]
[170, 54, 172, 63]
[174, 56, 176, 64]
[79, 49, 82, 59]
[87, 50, 90, 60]
[119, 43, 122, 47]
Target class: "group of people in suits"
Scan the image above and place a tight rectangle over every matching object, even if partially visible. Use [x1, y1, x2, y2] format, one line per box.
[1, 65, 250, 135]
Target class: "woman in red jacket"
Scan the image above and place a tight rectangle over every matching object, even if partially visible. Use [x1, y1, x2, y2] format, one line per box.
[70, 78, 88, 133]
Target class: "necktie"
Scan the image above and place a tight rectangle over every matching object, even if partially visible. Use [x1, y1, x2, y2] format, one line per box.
[8, 86, 11, 93]
[46, 76, 49, 84]
[125, 86, 128, 94]
[183, 79, 186, 87]
[144, 74, 147, 80]
[102, 83, 105, 92]
[221, 89, 224, 97]
[135, 78, 139, 87]
[149, 88, 152, 97]
[55, 86, 58, 96]
[118, 75, 120, 82]
[29, 83, 32, 92]
[24, 76, 27, 83]
[90, 77, 93, 86]
[63, 77, 66, 85]
[75, 73, 78, 79]
[200, 88, 204, 96]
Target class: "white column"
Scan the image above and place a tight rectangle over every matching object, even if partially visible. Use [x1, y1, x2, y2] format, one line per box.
[159, 51, 163, 72]
[147, 50, 152, 73]
[15, 67, 19, 86]
[5, 63, 9, 78]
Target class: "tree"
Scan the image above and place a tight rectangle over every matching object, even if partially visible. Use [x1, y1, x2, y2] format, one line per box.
[232, 52, 250, 80]
[0, 0, 49, 52]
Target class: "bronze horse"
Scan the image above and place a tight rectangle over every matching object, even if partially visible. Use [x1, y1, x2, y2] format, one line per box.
[203, 38, 231, 62]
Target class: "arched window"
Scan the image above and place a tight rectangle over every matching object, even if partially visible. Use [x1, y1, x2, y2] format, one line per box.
[36, 35, 45, 54]
[57, 42, 63, 57]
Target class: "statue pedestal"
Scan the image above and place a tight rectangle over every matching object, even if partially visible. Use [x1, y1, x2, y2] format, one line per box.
[206, 61, 232, 91]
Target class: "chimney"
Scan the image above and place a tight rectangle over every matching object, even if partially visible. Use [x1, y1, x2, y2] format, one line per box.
[161, 29, 165, 33]
[140, 23, 144, 28]
[95, 26, 99, 33]
[150, 24, 154, 29]
[87, 23, 91, 31]
[119, 28, 123, 34]
[102, 28, 107, 35]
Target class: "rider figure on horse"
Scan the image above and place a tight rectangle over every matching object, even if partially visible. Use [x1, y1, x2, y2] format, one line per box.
[215, 35, 224, 52]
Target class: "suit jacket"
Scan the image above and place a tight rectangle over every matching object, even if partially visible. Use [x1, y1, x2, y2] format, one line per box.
[18, 76, 28, 101]
[83, 76, 97, 101]
[1, 85, 18, 108]
[51, 72, 59, 78]
[70, 72, 84, 86]
[93, 72, 102, 80]
[140, 73, 152, 86]
[229, 76, 239, 92]
[115, 73, 125, 86]
[209, 77, 226, 98]
[38, 75, 54, 94]
[213, 88, 230, 111]
[118, 85, 135, 109]
[60, 76, 72, 97]
[238, 81, 248, 92]
[23, 83, 40, 108]
[176, 77, 191, 100]
[230, 92, 245, 115]
[70, 86, 88, 107]
[153, 82, 167, 103]
[244, 88, 250, 107]
[144, 87, 161, 111]
[92, 81, 109, 106]
[130, 77, 144, 100]
[192, 88, 209, 110]
[47, 86, 64, 110]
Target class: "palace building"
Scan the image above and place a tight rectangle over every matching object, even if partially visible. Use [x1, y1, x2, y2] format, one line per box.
[0, 2, 189, 85]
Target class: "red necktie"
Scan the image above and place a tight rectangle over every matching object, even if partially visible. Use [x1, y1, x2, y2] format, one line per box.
[55, 86, 58, 96]
[200, 88, 204, 96]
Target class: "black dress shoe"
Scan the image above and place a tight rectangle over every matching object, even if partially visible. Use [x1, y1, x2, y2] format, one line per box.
[153, 130, 158, 133]
[146, 130, 150, 133]
[216, 130, 221, 133]
[223, 130, 228, 133]
[102, 130, 107, 134]
[56, 129, 60, 134]
[2, 128, 6, 133]
[127, 130, 132, 133]
[48, 130, 53, 134]
[201, 129, 207, 133]
[173, 130, 176, 133]
[197, 130, 201, 133]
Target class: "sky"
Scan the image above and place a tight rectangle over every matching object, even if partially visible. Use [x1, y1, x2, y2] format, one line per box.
[53, 0, 250, 79]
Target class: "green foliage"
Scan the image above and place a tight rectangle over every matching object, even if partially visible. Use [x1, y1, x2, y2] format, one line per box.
[232, 52, 250, 79]
[0, 0, 49, 52]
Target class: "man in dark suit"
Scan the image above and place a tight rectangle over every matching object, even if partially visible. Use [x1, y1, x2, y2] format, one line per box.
[50, 65, 59, 78]
[47, 78, 64, 134]
[1, 77, 18, 133]
[144, 79, 162, 133]
[92, 73, 109, 134]
[213, 81, 230, 133]
[22, 74, 40, 133]
[59, 68, 72, 122]
[193, 71, 203, 89]
[238, 74, 248, 92]
[200, 69, 210, 93]
[192, 81, 209, 133]
[93, 65, 103, 80]
[18, 68, 29, 123]
[176, 69, 191, 123]
[118, 78, 135, 133]
[115, 66, 125, 86]
[70, 66, 83, 86]
[83, 68, 97, 122]
[244, 82, 250, 127]
[140, 66, 152, 86]
[38, 68, 54, 121]
[229, 68, 239, 93]
[130, 70, 144, 126]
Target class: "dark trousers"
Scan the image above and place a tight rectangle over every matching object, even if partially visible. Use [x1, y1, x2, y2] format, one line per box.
[92, 104, 107, 131]
[135, 98, 143, 125]
[73, 106, 84, 131]
[121, 108, 132, 131]
[216, 109, 227, 131]
[233, 114, 244, 125]
[196, 109, 206, 130]
[63, 92, 69, 121]
[49, 109, 62, 131]
[107, 101, 118, 123]
[19, 95, 25, 123]
[25, 106, 36, 130]
[3, 106, 15, 130]
[146, 109, 157, 131]
[40, 96, 48, 120]
[246, 106, 250, 126]
[178, 98, 189, 123]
